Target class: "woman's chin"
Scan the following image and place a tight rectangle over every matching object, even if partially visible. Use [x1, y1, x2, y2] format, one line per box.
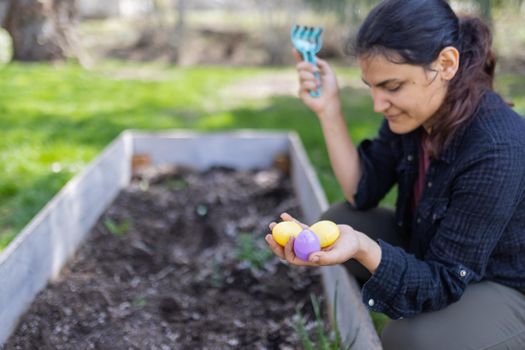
[388, 120, 414, 134]
[386, 119, 418, 135]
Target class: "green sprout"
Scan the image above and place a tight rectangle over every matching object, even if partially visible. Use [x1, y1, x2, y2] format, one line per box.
[103, 217, 132, 236]
[133, 296, 148, 308]
[294, 288, 354, 350]
[234, 232, 273, 270]
[165, 178, 189, 190]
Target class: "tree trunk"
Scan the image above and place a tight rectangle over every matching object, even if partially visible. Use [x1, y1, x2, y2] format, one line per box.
[170, 0, 186, 64]
[477, 0, 493, 27]
[3, 0, 79, 62]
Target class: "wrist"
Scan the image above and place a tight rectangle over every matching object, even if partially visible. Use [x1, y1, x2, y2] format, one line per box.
[355, 231, 382, 274]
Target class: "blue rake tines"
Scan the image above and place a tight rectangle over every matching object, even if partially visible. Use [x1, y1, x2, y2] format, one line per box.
[291, 25, 324, 97]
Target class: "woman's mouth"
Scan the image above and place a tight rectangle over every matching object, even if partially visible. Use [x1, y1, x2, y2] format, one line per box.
[385, 113, 401, 120]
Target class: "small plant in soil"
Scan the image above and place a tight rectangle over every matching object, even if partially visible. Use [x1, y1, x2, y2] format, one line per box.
[234, 232, 273, 270]
[294, 289, 354, 350]
[103, 217, 133, 236]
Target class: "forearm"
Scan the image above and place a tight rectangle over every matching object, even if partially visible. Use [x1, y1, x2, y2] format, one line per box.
[318, 104, 362, 203]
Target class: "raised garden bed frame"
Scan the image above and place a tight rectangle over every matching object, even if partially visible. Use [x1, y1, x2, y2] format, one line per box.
[0, 130, 382, 349]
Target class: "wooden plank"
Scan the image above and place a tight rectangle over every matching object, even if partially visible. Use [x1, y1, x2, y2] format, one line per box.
[0, 134, 131, 344]
[129, 130, 290, 170]
[289, 134, 382, 349]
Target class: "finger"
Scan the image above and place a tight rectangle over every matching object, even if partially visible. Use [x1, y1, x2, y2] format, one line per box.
[299, 81, 318, 93]
[280, 213, 309, 229]
[316, 59, 334, 81]
[268, 221, 277, 230]
[297, 73, 319, 95]
[283, 236, 300, 263]
[316, 57, 331, 72]
[308, 249, 348, 265]
[297, 75, 320, 96]
[280, 212, 294, 221]
[265, 234, 285, 259]
[298, 88, 311, 101]
[298, 70, 318, 84]
[296, 60, 319, 73]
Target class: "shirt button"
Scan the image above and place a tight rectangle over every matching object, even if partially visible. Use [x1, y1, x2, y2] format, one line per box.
[459, 270, 467, 277]
[427, 182, 433, 188]
[417, 217, 421, 223]
[368, 299, 375, 307]
[397, 221, 403, 227]
[407, 155, 414, 162]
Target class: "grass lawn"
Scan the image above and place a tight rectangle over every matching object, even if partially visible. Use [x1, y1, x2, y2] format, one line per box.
[0, 62, 386, 249]
[1, 61, 524, 336]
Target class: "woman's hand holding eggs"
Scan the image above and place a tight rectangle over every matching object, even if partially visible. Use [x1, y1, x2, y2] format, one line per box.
[271, 219, 340, 261]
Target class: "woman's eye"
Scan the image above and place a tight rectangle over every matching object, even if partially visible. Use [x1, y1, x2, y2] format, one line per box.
[386, 85, 402, 92]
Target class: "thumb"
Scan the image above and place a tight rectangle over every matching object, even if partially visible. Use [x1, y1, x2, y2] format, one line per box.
[308, 249, 346, 265]
[315, 57, 332, 74]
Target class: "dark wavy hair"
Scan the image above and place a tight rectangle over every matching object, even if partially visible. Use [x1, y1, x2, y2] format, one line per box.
[349, 0, 495, 158]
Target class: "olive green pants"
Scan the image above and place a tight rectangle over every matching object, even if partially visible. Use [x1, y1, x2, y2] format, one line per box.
[320, 201, 525, 350]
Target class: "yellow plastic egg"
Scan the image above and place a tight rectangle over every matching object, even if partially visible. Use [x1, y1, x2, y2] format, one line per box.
[310, 220, 340, 248]
[272, 221, 303, 246]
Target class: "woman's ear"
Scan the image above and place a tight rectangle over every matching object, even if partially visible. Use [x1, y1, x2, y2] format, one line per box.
[435, 46, 460, 80]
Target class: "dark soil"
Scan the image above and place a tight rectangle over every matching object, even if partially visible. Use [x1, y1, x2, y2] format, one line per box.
[5, 165, 325, 350]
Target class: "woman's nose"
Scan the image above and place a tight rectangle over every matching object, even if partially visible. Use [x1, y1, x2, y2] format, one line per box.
[372, 90, 391, 113]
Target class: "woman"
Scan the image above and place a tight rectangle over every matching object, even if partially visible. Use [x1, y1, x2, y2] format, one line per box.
[265, 0, 525, 349]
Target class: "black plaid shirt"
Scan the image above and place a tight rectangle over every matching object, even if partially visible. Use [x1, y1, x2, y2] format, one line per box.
[354, 91, 525, 319]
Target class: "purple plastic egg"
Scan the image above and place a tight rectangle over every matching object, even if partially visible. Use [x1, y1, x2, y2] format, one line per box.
[293, 229, 321, 261]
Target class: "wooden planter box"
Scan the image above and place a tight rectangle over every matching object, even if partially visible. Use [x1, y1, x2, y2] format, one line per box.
[0, 130, 381, 349]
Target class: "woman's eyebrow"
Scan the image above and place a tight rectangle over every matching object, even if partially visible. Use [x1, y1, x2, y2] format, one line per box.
[361, 77, 402, 88]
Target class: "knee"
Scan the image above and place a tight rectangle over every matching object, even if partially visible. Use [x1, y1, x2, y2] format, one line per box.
[318, 201, 355, 222]
[381, 319, 437, 350]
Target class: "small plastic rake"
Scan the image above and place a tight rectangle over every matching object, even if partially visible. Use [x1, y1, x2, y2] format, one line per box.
[291, 25, 324, 97]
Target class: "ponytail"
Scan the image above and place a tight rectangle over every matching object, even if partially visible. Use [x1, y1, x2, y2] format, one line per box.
[458, 16, 496, 86]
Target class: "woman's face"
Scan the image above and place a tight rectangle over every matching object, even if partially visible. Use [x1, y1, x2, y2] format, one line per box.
[359, 54, 449, 134]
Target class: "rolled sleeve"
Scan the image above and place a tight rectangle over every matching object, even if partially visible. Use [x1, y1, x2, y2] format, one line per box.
[361, 241, 470, 319]
[362, 240, 408, 319]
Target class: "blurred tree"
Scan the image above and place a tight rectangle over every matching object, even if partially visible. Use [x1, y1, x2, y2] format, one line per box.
[148, 0, 186, 64]
[304, 0, 372, 24]
[476, 0, 493, 25]
[474, 0, 525, 28]
[304, 0, 348, 23]
[170, 0, 187, 63]
[256, 0, 302, 65]
[2, 0, 79, 61]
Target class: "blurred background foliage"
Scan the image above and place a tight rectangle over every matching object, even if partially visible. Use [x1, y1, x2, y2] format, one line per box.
[0, 0, 524, 248]
[0, 0, 524, 333]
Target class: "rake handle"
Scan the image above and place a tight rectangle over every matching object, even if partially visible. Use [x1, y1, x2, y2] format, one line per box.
[301, 50, 321, 97]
